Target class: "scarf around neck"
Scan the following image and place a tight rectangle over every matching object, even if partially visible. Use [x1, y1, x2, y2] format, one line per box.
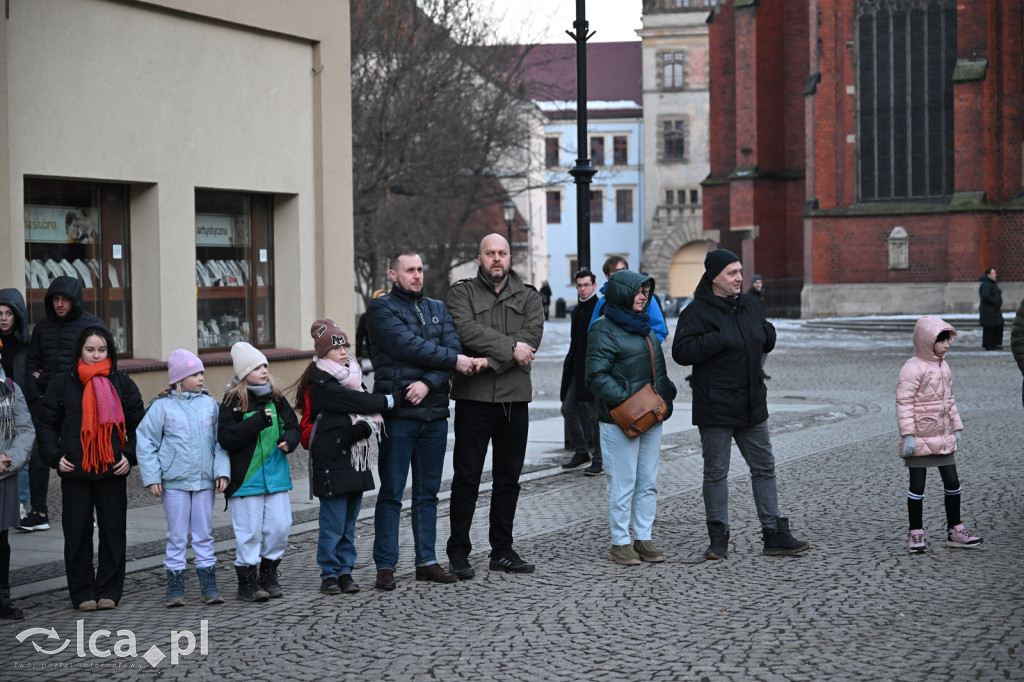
[78, 358, 126, 474]
[604, 304, 652, 337]
[314, 356, 383, 471]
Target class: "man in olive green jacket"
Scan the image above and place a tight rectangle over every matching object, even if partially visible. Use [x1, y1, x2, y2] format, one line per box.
[445, 233, 544, 578]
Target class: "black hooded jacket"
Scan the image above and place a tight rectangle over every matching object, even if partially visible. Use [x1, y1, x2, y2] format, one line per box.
[672, 275, 776, 428]
[0, 288, 31, 392]
[26, 276, 105, 403]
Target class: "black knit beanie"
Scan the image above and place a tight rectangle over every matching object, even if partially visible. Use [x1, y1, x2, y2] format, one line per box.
[704, 249, 741, 279]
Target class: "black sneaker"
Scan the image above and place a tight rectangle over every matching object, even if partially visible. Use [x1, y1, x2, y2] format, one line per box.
[583, 462, 603, 476]
[448, 554, 475, 581]
[16, 511, 49, 532]
[489, 549, 535, 574]
[319, 577, 342, 595]
[339, 574, 360, 593]
[561, 452, 590, 470]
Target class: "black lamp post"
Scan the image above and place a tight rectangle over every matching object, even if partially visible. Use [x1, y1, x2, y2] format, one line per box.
[502, 198, 516, 246]
[567, 0, 595, 272]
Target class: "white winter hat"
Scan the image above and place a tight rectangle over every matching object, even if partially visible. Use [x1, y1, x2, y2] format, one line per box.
[231, 342, 268, 381]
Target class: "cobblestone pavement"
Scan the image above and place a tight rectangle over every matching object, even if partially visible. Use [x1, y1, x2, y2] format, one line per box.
[3, 319, 1022, 680]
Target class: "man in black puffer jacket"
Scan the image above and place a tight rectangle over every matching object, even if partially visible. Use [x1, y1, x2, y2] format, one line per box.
[19, 276, 105, 531]
[365, 251, 480, 590]
[672, 249, 809, 560]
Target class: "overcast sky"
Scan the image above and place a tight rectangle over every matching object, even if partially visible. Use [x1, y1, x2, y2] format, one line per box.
[477, 0, 643, 44]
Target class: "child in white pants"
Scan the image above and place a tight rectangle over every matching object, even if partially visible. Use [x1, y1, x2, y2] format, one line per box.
[136, 350, 229, 606]
[217, 343, 300, 602]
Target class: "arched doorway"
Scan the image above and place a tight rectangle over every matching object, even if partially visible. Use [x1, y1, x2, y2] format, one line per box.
[668, 241, 706, 297]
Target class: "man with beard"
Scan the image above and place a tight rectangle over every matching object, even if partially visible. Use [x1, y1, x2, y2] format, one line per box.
[444, 234, 544, 578]
[365, 251, 481, 590]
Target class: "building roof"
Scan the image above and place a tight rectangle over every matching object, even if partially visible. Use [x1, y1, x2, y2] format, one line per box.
[517, 41, 642, 117]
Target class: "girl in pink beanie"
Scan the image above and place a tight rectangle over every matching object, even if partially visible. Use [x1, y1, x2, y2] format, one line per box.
[136, 349, 230, 607]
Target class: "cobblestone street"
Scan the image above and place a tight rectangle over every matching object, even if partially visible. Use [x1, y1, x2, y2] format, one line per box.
[3, 318, 1021, 681]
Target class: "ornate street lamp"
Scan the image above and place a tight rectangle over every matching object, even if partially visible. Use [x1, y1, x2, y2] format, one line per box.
[502, 198, 516, 246]
[567, 0, 595, 272]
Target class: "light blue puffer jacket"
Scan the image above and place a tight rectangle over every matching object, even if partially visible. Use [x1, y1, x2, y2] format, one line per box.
[136, 391, 230, 491]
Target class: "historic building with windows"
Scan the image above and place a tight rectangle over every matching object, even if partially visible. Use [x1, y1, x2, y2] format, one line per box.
[1, 0, 352, 394]
[520, 42, 645, 306]
[705, 0, 1022, 317]
[638, 0, 717, 299]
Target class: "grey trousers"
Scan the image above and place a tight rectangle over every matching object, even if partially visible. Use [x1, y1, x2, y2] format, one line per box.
[698, 420, 781, 530]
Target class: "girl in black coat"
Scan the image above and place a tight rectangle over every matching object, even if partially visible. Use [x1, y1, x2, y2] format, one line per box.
[292, 319, 392, 595]
[35, 326, 145, 610]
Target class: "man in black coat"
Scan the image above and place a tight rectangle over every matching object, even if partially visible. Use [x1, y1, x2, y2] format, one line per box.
[978, 267, 1003, 350]
[18, 276, 105, 531]
[559, 269, 602, 476]
[672, 249, 809, 560]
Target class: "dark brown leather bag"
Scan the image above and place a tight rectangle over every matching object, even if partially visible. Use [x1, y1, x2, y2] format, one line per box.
[606, 338, 668, 438]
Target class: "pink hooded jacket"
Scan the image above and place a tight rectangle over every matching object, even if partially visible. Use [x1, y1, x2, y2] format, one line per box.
[896, 316, 963, 457]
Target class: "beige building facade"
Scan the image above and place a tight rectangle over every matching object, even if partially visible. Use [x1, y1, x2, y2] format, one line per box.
[638, 2, 716, 299]
[0, 0, 352, 396]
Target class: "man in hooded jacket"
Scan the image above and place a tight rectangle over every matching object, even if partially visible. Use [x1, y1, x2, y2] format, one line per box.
[672, 249, 809, 560]
[18, 276, 105, 531]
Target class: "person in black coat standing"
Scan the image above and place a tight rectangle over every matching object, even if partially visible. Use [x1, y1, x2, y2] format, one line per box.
[19, 276, 105, 532]
[560, 269, 602, 475]
[673, 249, 809, 561]
[978, 268, 1003, 350]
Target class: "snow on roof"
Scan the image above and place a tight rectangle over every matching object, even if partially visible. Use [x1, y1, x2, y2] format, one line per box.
[535, 100, 642, 112]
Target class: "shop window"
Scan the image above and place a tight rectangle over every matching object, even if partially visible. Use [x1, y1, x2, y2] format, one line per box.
[613, 136, 629, 166]
[546, 190, 561, 224]
[24, 178, 132, 355]
[195, 190, 274, 351]
[590, 136, 605, 166]
[590, 189, 604, 223]
[545, 137, 560, 168]
[616, 189, 633, 223]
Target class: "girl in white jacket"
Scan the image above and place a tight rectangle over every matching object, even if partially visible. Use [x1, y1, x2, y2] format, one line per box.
[896, 316, 982, 554]
[136, 350, 229, 606]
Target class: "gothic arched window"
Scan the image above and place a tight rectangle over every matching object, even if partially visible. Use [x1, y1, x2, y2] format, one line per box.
[856, 0, 957, 201]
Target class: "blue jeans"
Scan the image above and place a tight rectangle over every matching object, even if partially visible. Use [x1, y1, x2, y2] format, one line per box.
[373, 418, 448, 569]
[317, 494, 362, 579]
[599, 421, 662, 546]
[698, 420, 781, 530]
[17, 467, 30, 507]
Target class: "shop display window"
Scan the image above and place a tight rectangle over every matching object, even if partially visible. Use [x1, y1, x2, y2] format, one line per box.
[23, 178, 132, 355]
[195, 190, 274, 351]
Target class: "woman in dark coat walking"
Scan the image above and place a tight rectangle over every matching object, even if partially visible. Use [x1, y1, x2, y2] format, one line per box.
[978, 268, 1003, 350]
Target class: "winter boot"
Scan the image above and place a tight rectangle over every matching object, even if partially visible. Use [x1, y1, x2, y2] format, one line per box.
[196, 565, 224, 604]
[235, 565, 269, 603]
[762, 517, 810, 556]
[164, 569, 186, 607]
[0, 586, 24, 620]
[258, 558, 283, 598]
[705, 522, 730, 560]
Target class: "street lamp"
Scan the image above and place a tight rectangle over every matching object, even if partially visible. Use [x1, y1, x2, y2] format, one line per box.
[502, 198, 516, 246]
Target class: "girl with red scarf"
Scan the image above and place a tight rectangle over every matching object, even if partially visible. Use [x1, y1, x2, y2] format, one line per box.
[36, 326, 144, 611]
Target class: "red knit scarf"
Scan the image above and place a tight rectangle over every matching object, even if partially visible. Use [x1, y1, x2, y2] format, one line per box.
[78, 358, 126, 474]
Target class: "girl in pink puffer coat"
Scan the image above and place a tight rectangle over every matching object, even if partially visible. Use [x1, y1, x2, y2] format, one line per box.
[896, 316, 982, 554]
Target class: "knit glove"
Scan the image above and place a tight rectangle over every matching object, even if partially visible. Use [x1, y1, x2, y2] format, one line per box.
[954, 430, 962, 448]
[901, 435, 916, 458]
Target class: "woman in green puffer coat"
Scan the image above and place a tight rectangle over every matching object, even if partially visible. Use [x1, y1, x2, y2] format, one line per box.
[586, 270, 677, 566]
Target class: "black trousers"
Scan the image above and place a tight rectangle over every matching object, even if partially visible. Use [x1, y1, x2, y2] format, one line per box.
[447, 400, 529, 558]
[61, 476, 127, 607]
[982, 322, 1004, 350]
[27, 443, 50, 515]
